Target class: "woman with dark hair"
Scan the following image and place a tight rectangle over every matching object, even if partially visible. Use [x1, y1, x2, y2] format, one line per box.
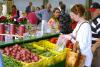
[65, 4, 93, 67]
[11, 5, 19, 18]
[48, 8, 61, 33]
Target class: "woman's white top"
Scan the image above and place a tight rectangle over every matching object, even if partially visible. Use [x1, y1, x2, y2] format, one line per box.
[72, 21, 93, 66]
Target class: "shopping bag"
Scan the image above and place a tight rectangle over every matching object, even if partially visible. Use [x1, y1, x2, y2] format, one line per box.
[75, 54, 86, 67]
[66, 41, 86, 67]
[65, 41, 79, 67]
[66, 50, 78, 67]
[73, 41, 86, 67]
[56, 34, 68, 51]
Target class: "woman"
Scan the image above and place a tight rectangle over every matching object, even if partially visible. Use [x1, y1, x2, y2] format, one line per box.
[66, 4, 93, 67]
[48, 8, 61, 33]
[11, 5, 19, 18]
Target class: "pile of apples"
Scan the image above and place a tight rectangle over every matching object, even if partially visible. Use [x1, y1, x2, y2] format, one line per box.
[3, 44, 40, 63]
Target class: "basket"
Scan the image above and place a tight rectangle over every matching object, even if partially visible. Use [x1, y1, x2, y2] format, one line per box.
[66, 50, 78, 67]
[65, 41, 86, 67]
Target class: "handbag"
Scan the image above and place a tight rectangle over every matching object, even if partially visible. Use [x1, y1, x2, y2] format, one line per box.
[66, 41, 86, 67]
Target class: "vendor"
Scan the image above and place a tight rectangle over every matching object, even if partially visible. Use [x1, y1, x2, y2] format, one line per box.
[48, 8, 61, 33]
[11, 5, 19, 18]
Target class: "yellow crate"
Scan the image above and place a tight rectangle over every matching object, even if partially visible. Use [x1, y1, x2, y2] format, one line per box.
[21, 58, 45, 67]
[34, 40, 58, 50]
[39, 48, 70, 67]
[3, 54, 46, 67]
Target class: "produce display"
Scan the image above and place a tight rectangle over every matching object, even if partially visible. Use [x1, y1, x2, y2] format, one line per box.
[40, 51, 56, 57]
[21, 43, 45, 55]
[0, 33, 67, 67]
[3, 55, 23, 67]
[0, 18, 65, 67]
[2, 44, 40, 63]
[21, 42, 56, 57]
[35, 40, 57, 50]
[49, 37, 58, 44]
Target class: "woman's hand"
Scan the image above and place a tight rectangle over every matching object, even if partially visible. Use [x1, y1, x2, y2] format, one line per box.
[65, 34, 72, 40]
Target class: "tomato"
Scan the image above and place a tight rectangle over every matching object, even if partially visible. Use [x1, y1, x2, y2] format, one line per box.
[66, 40, 73, 49]
[50, 37, 58, 44]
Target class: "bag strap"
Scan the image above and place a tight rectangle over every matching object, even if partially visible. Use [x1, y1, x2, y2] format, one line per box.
[73, 22, 88, 52]
[75, 22, 88, 39]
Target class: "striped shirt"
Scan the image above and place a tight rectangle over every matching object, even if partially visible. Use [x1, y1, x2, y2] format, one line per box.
[91, 15, 100, 44]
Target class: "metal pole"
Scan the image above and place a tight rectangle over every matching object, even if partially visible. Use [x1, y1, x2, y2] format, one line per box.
[85, 0, 92, 20]
[43, 0, 48, 6]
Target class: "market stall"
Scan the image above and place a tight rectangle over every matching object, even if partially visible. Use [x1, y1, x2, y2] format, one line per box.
[0, 33, 69, 67]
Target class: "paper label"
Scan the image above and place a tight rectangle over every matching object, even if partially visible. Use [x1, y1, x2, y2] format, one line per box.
[23, 33, 30, 39]
[5, 35, 13, 42]
[35, 31, 43, 38]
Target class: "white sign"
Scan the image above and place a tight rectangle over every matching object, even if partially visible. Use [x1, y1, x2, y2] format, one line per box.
[23, 33, 30, 39]
[5, 35, 13, 43]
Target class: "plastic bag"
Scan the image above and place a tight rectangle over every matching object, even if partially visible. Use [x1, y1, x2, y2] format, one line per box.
[56, 34, 68, 51]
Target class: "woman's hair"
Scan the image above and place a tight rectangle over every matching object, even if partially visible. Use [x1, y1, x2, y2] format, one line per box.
[12, 5, 16, 9]
[71, 4, 85, 17]
[53, 8, 60, 13]
[52, 8, 60, 19]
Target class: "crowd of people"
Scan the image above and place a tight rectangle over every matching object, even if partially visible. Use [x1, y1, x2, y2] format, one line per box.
[10, 2, 73, 33]
[0, 1, 100, 67]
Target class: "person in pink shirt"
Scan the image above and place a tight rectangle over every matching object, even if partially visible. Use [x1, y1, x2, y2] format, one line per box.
[27, 12, 38, 25]
[11, 5, 19, 18]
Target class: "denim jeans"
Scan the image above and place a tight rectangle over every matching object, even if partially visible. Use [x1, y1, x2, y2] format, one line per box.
[0, 52, 4, 67]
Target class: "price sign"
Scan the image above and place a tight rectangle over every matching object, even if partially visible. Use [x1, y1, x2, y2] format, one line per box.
[5, 35, 13, 42]
[23, 33, 30, 39]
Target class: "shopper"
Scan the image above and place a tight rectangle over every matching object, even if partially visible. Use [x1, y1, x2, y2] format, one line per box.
[59, 4, 72, 34]
[89, 2, 100, 44]
[35, 7, 41, 24]
[25, 2, 33, 14]
[36, 3, 52, 22]
[36, 3, 52, 34]
[65, 4, 93, 67]
[48, 8, 61, 33]
[88, 2, 100, 67]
